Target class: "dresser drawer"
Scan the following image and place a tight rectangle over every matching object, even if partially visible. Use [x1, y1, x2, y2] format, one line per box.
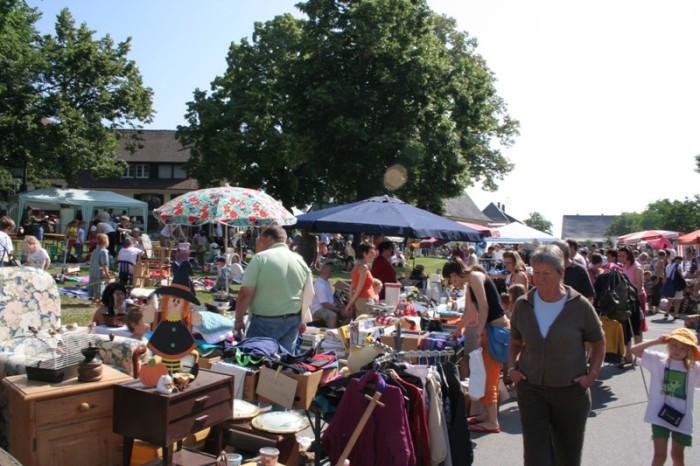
[169, 383, 231, 421]
[35, 388, 112, 428]
[168, 401, 232, 442]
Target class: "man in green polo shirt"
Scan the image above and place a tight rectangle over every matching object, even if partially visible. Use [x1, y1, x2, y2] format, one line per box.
[235, 224, 312, 353]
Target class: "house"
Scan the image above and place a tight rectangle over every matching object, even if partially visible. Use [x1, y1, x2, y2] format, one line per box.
[561, 214, 619, 244]
[75, 130, 197, 212]
[482, 202, 519, 225]
[443, 192, 493, 225]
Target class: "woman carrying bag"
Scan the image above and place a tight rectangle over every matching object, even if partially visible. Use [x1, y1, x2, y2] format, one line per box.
[443, 258, 508, 434]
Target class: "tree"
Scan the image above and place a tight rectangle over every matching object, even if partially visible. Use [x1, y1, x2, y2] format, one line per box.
[605, 212, 643, 237]
[605, 196, 700, 236]
[0, 1, 153, 193]
[178, 0, 518, 211]
[524, 211, 552, 235]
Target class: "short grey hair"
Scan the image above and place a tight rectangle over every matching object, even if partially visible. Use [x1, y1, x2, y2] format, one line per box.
[531, 244, 565, 274]
[550, 239, 570, 261]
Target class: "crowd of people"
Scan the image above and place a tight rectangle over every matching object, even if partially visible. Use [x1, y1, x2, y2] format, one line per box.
[436, 239, 700, 465]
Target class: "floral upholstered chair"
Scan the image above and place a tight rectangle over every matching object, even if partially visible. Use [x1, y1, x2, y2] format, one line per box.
[0, 267, 147, 448]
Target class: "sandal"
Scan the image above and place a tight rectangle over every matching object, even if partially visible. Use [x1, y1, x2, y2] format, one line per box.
[469, 424, 501, 434]
[467, 416, 484, 425]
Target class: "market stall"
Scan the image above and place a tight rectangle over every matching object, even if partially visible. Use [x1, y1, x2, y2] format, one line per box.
[15, 187, 149, 232]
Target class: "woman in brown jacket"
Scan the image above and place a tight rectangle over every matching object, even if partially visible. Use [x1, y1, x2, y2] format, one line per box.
[509, 244, 605, 466]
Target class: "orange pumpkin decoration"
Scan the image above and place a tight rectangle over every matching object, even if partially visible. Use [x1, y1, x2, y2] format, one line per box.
[140, 358, 168, 387]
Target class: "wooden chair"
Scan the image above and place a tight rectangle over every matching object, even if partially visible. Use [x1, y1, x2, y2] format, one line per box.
[147, 246, 172, 286]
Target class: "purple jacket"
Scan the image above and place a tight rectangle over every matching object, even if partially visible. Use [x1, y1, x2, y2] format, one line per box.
[322, 371, 416, 466]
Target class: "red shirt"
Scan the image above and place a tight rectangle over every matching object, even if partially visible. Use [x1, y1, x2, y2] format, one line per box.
[372, 255, 397, 299]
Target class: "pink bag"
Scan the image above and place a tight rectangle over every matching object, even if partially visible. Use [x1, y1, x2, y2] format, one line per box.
[640, 315, 648, 333]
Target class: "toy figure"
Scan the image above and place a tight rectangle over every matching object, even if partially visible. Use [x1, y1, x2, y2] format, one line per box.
[147, 261, 201, 373]
[156, 374, 175, 394]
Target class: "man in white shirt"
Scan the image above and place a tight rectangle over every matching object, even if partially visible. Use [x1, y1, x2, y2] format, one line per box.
[97, 220, 117, 256]
[567, 239, 588, 269]
[311, 264, 342, 328]
[0, 216, 16, 265]
[493, 244, 505, 262]
[116, 237, 144, 284]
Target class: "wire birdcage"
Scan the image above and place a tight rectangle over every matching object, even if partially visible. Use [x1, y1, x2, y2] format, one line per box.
[9, 333, 97, 383]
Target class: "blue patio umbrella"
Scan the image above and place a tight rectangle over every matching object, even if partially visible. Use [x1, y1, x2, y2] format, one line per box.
[293, 196, 483, 242]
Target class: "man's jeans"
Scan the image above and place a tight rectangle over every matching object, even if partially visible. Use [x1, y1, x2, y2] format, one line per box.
[246, 314, 300, 354]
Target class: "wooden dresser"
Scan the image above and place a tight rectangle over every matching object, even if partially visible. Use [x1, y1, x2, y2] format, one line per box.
[3, 365, 132, 466]
[113, 369, 233, 466]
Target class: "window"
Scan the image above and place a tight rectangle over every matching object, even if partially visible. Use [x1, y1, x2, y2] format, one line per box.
[173, 164, 187, 179]
[158, 164, 172, 179]
[122, 164, 150, 179]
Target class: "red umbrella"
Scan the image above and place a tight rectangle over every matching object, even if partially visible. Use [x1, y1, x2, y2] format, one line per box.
[419, 237, 445, 248]
[457, 222, 499, 238]
[677, 229, 700, 245]
[617, 230, 680, 245]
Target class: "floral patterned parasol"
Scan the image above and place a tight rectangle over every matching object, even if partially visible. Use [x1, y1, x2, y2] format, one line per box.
[154, 186, 296, 227]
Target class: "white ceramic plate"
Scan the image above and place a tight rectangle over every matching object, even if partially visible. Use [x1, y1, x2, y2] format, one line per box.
[251, 411, 309, 434]
[233, 399, 260, 420]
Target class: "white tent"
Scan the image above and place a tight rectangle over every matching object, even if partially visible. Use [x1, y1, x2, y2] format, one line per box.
[485, 222, 556, 244]
[16, 188, 149, 230]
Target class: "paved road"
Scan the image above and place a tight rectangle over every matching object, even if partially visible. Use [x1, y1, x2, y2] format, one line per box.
[472, 315, 700, 465]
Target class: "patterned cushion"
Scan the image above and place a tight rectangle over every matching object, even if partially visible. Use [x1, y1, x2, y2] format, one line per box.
[0, 267, 61, 340]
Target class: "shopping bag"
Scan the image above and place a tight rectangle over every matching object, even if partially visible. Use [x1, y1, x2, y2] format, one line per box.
[469, 347, 486, 400]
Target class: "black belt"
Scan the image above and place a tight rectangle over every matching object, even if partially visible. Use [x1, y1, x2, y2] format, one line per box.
[253, 312, 300, 319]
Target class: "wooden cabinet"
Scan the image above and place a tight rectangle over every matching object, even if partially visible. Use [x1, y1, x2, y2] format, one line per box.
[2, 365, 132, 466]
[113, 369, 233, 466]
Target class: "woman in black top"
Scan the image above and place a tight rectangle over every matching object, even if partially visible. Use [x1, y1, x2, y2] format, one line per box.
[443, 259, 507, 434]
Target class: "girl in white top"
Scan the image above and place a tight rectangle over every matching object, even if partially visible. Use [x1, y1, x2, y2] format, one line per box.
[21, 235, 50, 269]
[631, 328, 700, 465]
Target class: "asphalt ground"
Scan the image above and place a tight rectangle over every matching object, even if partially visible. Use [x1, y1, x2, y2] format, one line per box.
[472, 314, 700, 465]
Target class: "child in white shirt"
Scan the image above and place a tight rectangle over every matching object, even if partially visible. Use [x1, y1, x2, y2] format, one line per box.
[631, 328, 700, 464]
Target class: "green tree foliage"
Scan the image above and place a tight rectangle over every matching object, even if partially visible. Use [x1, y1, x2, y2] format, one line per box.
[523, 211, 552, 235]
[0, 1, 153, 193]
[605, 196, 700, 236]
[605, 212, 644, 237]
[178, 0, 518, 211]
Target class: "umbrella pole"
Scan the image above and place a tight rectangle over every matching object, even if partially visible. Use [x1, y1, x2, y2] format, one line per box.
[224, 224, 229, 266]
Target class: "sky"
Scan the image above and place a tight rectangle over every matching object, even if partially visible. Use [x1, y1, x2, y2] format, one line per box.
[26, 0, 700, 236]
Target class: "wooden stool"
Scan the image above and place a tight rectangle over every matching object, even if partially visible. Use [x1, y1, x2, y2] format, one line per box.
[224, 420, 299, 466]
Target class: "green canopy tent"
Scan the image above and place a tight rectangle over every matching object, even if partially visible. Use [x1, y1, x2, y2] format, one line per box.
[15, 187, 149, 231]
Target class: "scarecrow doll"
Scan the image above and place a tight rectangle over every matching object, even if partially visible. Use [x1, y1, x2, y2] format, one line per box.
[147, 262, 201, 373]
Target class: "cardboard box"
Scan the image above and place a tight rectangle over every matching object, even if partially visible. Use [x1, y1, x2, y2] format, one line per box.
[256, 367, 324, 410]
[380, 330, 426, 351]
[299, 333, 325, 352]
[209, 361, 259, 402]
[243, 370, 259, 402]
[198, 356, 221, 370]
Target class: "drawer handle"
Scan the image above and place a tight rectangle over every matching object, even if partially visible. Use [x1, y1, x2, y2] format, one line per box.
[195, 415, 208, 423]
[79, 403, 91, 412]
[195, 396, 209, 403]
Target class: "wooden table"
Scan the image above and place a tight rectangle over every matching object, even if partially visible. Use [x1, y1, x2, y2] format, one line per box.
[3, 365, 132, 466]
[42, 233, 66, 247]
[113, 369, 233, 466]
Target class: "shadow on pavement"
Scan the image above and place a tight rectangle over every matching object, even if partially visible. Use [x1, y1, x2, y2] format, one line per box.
[589, 375, 618, 416]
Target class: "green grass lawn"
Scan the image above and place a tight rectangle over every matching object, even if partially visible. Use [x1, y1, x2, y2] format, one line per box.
[54, 255, 451, 327]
